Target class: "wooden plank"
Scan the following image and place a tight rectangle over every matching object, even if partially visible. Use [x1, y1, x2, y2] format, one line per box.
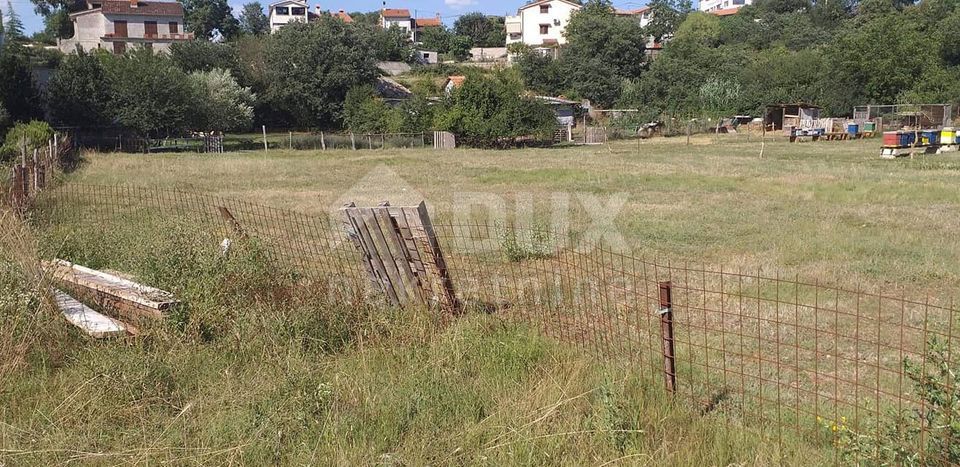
[403, 203, 460, 312]
[52, 288, 130, 339]
[359, 207, 407, 305]
[340, 203, 379, 293]
[43, 259, 178, 324]
[387, 206, 430, 287]
[373, 206, 422, 302]
[342, 207, 400, 305]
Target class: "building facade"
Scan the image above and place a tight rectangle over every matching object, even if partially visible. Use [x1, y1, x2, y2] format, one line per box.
[698, 0, 752, 13]
[268, 0, 310, 33]
[59, 0, 191, 54]
[505, 0, 582, 51]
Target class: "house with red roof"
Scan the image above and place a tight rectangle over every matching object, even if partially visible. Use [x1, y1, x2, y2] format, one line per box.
[699, 0, 751, 14]
[58, 0, 192, 54]
[380, 6, 442, 44]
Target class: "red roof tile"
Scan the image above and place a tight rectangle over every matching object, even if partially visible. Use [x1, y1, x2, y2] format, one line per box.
[101, 0, 184, 16]
[334, 10, 353, 22]
[415, 17, 441, 27]
[382, 8, 410, 17]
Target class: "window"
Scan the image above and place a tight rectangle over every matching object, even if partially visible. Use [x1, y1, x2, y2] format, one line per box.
[540, 4, 550, 13]
[114, 20, 128, 37]
[539, 24, 550, 34]
[144, 21, 157, 37]
[275, 6, 289, 15]
[291, 7, 305, 15]
[169, 21, 179, 34]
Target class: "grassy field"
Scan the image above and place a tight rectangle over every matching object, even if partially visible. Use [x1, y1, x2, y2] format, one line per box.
[4, 134, 958, 464]
[70, 135, 960, 295]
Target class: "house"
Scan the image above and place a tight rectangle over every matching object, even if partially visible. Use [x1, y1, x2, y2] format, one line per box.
[332, 9, 352, 23]
[699, 0, 752, 13]
[58, 0, 192, 54]
[616, 6, 653, 28]
[416, 50, 438, 64]
[268, 0, 309, 33]
[709, 7, 742, 16]
[505, 0, 582, 54]
[380, 8, 414, 42]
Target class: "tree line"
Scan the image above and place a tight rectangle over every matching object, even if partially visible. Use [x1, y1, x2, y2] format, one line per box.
[517, 0, 960, 120]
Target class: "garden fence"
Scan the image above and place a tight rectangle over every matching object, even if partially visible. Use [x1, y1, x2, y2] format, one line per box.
[13, 183, 960, 465]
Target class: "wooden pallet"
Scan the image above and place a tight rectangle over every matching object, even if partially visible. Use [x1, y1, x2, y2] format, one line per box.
[51, 288, 133, 338]
[341, 202, 460, 313]
[43, 259, 180, 326]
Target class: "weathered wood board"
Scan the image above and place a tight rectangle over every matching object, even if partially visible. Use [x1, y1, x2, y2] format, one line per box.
[43, 259, 180, 325]
[341, 202, 460, 313]
[52, 288, 130, 339]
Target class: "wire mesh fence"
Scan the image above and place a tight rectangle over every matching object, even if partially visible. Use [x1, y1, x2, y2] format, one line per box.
[20, 183, 960, 464]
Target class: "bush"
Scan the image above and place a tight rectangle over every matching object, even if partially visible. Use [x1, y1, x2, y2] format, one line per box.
[188, 68, 255, 133]
[1, 121, 53, 162]
[434, 73, 557, 148]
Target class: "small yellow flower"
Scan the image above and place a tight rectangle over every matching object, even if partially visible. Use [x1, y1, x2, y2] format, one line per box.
[817, 416, 822, 422]
[832, 425, 838, 432]
[841, 416, 847, 423]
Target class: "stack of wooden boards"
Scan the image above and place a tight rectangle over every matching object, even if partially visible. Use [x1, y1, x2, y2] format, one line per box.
[42, 259, 180, 339]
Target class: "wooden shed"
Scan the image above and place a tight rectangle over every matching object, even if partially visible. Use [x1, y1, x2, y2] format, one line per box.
[765, 103, 821, 131]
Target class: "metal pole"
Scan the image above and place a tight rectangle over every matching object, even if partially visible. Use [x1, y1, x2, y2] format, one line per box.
[658, 281, 677, 395]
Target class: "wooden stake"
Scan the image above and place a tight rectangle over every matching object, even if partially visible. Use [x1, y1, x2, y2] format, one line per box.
[351, 132, 356, 150]
[321, 131, 326, 150]
[262, 125, 268, 151]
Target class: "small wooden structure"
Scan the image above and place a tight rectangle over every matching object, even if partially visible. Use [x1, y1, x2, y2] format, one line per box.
[585, 127, 608, 145]
[341, 201, 460, 313]
[765, 103, 821, 131]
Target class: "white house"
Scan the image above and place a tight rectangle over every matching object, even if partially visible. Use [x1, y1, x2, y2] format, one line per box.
[699, 0, 752, 13]
[380, 8, 414, 42]
[505, 0, 582, 52]
[58, 0, 192, 54]
[268, 0, 309, 33]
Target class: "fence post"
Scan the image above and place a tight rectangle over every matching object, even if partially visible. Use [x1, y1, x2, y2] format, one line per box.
[350, 132, 356, 150]
[262, 125, 268, 152]
[321, 131, 326, 150]
[658, 281, 677, 395]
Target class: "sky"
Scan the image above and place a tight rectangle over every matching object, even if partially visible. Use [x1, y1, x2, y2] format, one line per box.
[5, 0, 650, 36]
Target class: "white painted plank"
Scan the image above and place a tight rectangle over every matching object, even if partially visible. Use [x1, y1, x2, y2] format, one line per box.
[52, 288, 128, 339]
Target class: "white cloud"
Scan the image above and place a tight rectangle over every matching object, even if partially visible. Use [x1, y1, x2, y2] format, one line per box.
[445, 0, 477, 9]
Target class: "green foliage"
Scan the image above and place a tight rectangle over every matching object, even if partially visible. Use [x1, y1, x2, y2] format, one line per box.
[262, 19, 379, 129]
[0, 43, 41, 123]
[47, 50, 112, 128]
[239, 2, 268, 36]
[169, 40, 241, 77]
[343, 86, 434, 134]
[698, 77, 742, 117]
[101, 48, 193, 136]
[181, 0, 240, 40]
[645, 0, 692, 42]
[497, 224, 552, 262]
[418, 25, 451, 53]
[188, 68, 255, 133]
[364, 24, 415, 62]
[449, 35, 472, 62]
[452, 12, 504, 48]
[557, 0, 648, 107]
[434, 73, 557, 148]
[3, 0, 23, 40]
[828, 337, 960, 464]
[1, 120, 53, 161]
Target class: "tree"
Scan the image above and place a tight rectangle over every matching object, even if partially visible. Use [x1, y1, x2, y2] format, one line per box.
[169, 40, 241, 76]
[188, 68, 255, 132]
[560, 0, 647, 107]
[434, 73, 557, 148]
[419, 25, 451, 53]
[102, 48, 194, 136]
[47, 51, 112, 128]
[449, 35, 472, 62]
[262, 19, 379, 128]
[453, 13, 505, 47]
[342, 86, 394, 133]
[181, 0, 240, 40]
[645, 0, 692, 42]
[4, 0, 24, 40]
[0, 43, 41, 122]
[239, 2, 268, 36]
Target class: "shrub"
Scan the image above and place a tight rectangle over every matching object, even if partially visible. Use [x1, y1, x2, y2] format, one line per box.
[434, 73, 557, 148]
[1, 121, 53, 162]
[188, 68, 255, 133]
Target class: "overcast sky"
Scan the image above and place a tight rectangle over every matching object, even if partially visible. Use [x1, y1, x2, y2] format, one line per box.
[6, 0, 649, 36]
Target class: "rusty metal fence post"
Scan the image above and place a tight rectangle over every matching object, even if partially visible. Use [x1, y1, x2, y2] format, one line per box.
[659, 281, 677, 395]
